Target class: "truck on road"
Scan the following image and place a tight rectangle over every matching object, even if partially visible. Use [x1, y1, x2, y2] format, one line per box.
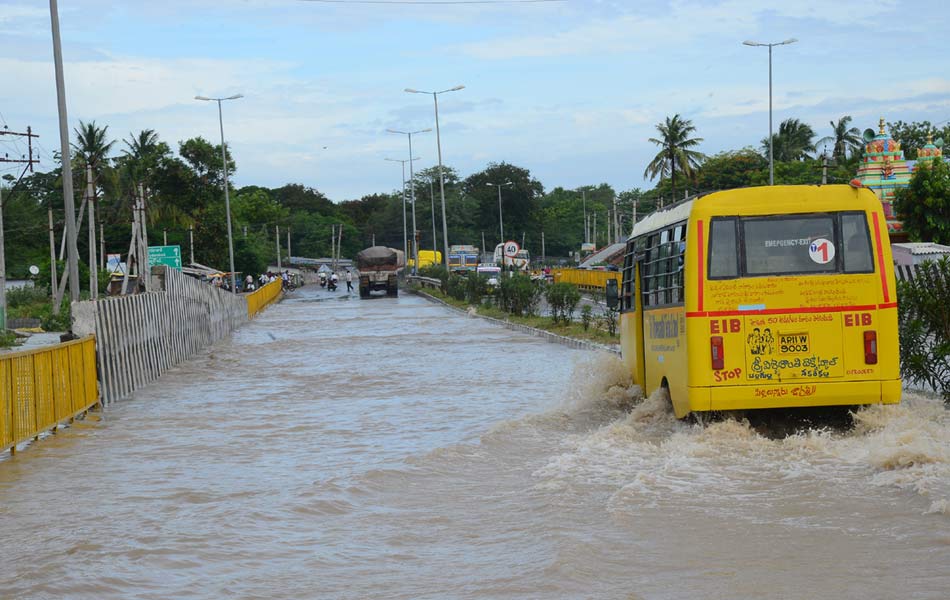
[356, 246, 405, 298]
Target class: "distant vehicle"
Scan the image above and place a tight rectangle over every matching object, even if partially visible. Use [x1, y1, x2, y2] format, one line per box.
[475, 265, 501, 288]
[492, 243, 530, 271]
[356, 246, 405, 298]
[407, 250, 442, 270]
[448, 244, 480, 272]
[607, 184, 900, 419]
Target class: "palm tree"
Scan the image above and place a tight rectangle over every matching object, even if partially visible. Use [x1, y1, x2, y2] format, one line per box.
[817, 115, 862, 161]
[761, 118, 816, 161]
[643, 114, 705, 204]
[73, 120, 115, 170]
[72, 120, 116, 267]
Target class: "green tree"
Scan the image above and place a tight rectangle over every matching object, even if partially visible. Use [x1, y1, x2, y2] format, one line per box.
[462, 162, 544, 252]
[893, 157, 950, 244]
[816, 116, 862, 161]
[643, 114, 705, 205]
[762, 118, 816, 161]
[694, 148, 768, 192]
[233, 188, 288, 232]
[897, 257, 950, 401]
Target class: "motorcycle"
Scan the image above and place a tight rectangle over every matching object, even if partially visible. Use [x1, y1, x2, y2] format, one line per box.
[327, 278, 337, 291]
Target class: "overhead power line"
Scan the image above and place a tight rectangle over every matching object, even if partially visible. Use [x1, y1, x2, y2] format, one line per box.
[300, 0, 565, 4]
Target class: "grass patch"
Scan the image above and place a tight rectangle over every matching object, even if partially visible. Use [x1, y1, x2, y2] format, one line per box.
[5, 286, 71, 331]
[411, 285, 619, 346]
[0, 330, 20, 348]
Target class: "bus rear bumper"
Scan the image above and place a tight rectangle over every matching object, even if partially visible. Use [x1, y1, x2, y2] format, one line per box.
[687, 379, 902, 413]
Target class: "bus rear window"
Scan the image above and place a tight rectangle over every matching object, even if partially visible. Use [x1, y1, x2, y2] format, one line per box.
[743, 216, 836, 276]
[709, 218, 738, 278]
[707, 212, 875, 278]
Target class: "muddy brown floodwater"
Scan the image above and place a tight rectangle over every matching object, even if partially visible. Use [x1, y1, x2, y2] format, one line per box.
[1, 286, 948, 599]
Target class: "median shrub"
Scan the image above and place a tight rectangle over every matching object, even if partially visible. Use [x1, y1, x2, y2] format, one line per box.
[897, 257, 950, 401]
[499, 274, 542, 316]
[419, 264, 449, 288]
[465, 274, 489, 305]
[580, 305, 593, 330]
[545, 282, 581, 324]
[446, 274, 467, 302]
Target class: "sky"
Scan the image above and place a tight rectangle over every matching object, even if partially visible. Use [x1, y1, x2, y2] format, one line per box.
[2, 0, 949, 202]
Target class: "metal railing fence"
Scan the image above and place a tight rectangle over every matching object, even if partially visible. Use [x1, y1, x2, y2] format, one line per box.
[1, 336, 99, 454]
[247, 279, 284, 317]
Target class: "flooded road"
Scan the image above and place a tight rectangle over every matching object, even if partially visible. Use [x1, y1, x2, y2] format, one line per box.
[1, 285, 948, 599]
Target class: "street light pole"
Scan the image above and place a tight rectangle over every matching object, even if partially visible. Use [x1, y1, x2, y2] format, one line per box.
[384, 156, 419, 266]
[487, 181, 513, 265]
[195, 93, 243, 293]
[743, 38, 797, 186]
[387, 128, 431, 275]
[405, 86, 464, 271]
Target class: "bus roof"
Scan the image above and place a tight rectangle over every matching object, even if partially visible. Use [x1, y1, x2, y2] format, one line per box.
[629, 198, 695, 240]
[627, 185, 880, 241]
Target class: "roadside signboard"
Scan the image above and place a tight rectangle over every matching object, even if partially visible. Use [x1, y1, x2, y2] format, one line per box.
[503, 241, 520, 258]
[106, 253, 125, 275]
[148, 245, 182, 271]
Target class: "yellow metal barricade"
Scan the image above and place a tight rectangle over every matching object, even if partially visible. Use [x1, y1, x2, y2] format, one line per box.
[246, 279, 284, 318]
[552, 268, 621, 291]
[1, 335, 99, 454]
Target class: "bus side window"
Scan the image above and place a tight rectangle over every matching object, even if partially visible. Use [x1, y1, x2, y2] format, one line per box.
[621, 240, 636, 310]
[709, 218, 738, 278]
[842, 213, 873, 273]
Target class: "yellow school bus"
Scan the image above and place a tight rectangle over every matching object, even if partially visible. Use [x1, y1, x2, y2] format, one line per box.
[608, 184, 900, 418]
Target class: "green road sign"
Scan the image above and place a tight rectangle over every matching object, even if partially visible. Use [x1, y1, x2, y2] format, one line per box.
[148, 245, 183, 271]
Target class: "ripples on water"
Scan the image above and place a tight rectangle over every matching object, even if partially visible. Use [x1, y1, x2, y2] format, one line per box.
[1, 287, 948, 599]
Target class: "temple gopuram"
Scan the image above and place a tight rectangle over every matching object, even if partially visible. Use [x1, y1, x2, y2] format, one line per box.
[854, 117, 914, 238]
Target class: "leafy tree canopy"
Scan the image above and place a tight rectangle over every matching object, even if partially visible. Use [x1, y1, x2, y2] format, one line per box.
[894, 157, 950, 244]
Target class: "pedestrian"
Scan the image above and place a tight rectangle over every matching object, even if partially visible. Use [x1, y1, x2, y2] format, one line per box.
[346, 270, 354, 292]
[245, 274, 254, 291]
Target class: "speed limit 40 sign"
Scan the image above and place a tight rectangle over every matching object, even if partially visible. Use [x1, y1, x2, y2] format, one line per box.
[503, 241, 520, 258]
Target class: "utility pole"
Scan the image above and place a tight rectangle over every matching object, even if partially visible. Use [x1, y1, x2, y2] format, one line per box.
[287, 227, 292, 264]
[49, 208, 59, 309]
[429, 177, 437, 265]
[189, 227, 195, 265]
[99, 222, 105, 270]
[276, 224, 281, 270]
[582, 189, 588, 244]
[0, 126, 41, 325]
[86, 165, 97, 299]
[337, 224, 343, 271]
[541, 231, 545, 265]
[163, 229, 167, 246]
[0, 185, 5, 329]
[613, 196, 620, 244]
[50, 0, 81, 303]
[138, 184, 150, 292]
[121, 188, 140, 295]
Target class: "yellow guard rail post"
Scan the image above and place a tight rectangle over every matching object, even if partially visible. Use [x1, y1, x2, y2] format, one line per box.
[0, 335, 99, 455]
[246, 279, 284, 318]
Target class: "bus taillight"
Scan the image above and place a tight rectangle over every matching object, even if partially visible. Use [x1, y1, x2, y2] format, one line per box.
[864, 330, 878, 365]
[711, 336, 724, 370]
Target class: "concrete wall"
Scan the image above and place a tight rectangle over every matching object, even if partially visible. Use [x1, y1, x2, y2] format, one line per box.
[72, 266, 248, 404]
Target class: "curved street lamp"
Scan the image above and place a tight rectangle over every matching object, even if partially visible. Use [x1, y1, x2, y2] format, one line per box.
[387, 128, 431, 274]
[742, 39, 797, 186]
[405, 85, 465, 270]
[195, 93, 243, 293]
